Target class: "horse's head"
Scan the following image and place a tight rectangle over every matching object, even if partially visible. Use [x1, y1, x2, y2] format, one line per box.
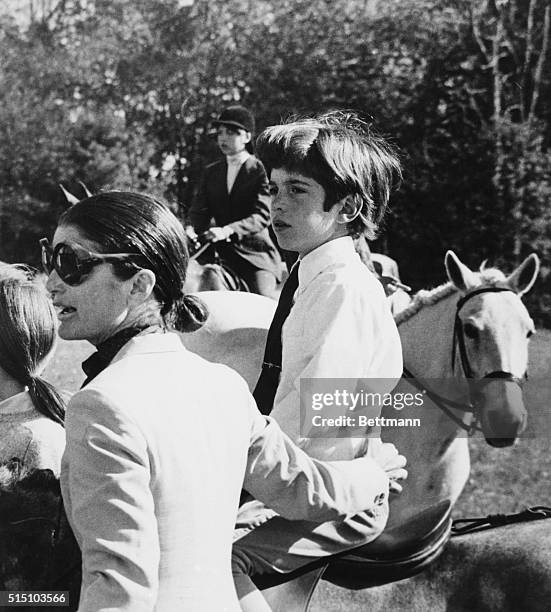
[0, 460, 81, 596]
[445, 251, 539, 447]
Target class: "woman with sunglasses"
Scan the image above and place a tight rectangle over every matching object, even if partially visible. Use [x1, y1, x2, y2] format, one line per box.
[0, 263, 65, 473]
[42, 191, 404, 611]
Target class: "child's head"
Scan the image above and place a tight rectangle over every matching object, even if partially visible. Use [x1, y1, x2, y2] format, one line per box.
[213, 105, 255, 155]
[0, 263, 65, 424]
[257, 111, 401, 242]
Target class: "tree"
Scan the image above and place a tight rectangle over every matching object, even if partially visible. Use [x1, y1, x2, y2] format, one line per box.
[0, 0, 550, 322]
[468, 0, 551, 260]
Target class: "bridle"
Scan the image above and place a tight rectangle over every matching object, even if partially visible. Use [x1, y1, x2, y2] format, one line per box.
[403, 286, 527, 435]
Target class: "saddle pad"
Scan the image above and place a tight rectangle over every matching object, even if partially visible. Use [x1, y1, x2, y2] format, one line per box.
[323, 499, 452, 589]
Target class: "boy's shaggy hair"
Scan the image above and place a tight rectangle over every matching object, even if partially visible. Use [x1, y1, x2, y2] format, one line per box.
[256, 111, 402, 239]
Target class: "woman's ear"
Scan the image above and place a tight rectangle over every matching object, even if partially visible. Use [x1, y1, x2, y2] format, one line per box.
[336, 196, 361, 224]
[129, 269, 157, 304]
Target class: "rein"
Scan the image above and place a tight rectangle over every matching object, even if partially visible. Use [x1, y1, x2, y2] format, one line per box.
[403, 286, 527, 434]
[189, 241, 211, 261]
[452, 506, 551, 535]
[402, 366, 478, 433]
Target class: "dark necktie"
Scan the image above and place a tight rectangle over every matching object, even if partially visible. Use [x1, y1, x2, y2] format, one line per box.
[253, 262, 300, 415]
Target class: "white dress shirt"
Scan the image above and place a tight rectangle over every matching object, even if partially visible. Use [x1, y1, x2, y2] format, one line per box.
[270, 236, 403, 461]
[226, 151, 250, 193]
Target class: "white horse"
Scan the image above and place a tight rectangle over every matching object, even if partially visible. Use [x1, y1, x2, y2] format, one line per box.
[181, 250, 544, 611]
[380, 250, 538, 528]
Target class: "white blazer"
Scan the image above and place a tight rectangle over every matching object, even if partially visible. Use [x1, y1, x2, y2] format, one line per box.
[61, 332, 389, 611]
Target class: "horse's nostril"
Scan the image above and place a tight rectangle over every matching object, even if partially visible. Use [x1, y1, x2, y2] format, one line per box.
[482, 407, 526, 445]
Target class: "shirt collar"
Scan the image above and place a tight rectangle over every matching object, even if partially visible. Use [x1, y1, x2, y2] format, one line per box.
[0, 390, 32, 415]
[298, 236, 357, 289]
[226, 151, 250, 166]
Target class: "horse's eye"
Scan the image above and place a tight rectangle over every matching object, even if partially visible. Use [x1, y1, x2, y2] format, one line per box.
[463, 323, 479, 339]
[527, 330, 535, 339]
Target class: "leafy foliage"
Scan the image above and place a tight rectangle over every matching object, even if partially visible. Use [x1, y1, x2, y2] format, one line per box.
[1, 0, 550, 322]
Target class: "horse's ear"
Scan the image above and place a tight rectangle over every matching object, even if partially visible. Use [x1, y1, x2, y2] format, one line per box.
[59, 184, 79, 206]
[506, 254, 540, 296]
[445, 251, 478, 292]
[79, 181, 92, 197]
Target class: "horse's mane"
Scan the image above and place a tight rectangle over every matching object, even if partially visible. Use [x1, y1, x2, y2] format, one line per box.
[395, 266, 508, 325]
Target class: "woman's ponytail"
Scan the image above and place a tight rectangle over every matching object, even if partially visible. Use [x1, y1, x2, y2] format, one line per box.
[170, 294, 209, 333]
[27, 376, 66, 426]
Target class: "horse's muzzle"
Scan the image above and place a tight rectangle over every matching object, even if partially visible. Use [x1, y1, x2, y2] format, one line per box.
[485, 436, 516, 448]
[476, 376, 527, 443]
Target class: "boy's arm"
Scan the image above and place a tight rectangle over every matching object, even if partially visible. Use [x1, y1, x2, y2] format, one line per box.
[243, 411, 392, 522]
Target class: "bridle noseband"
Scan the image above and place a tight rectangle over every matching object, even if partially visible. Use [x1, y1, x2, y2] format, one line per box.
[404, 286, 527, 434]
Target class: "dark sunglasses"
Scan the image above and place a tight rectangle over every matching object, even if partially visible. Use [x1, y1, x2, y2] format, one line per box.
[40, 238, 141, 286]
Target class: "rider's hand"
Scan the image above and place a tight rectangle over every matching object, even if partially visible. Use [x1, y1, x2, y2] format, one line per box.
[371, 441, 407, 494]
[185, 226, 198, 241]
[379, 275, 412, 298]
[204, 226, 234, 242]
[380, 276, 400, 297]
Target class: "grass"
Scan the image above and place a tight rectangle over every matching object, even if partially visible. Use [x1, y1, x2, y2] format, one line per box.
[43, 339, 91, 392]
[455, 328, 551, 516]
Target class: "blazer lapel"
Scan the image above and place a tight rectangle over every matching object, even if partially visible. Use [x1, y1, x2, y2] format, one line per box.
[216, 159, 229, 197]
[208, 160, 230, 221]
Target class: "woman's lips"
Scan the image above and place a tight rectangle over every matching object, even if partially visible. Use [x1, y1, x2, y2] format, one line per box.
[272, 219, 291, 230]
[54, 304, 77, 320]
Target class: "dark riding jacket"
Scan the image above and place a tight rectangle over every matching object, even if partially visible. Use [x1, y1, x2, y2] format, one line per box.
[188, 155, 281, 278]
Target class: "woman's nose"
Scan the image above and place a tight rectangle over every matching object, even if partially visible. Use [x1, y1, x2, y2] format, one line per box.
[45, 269, 63, 293]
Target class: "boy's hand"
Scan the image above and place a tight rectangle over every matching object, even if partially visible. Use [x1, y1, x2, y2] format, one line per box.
[204, 226, 234, 242]
[372, 442, 407, 494]
[185, 226, 198, 242]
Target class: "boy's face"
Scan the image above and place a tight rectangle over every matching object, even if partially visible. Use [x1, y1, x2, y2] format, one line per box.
[216, 125, 250, 156]
[269, 168, 346, 257]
